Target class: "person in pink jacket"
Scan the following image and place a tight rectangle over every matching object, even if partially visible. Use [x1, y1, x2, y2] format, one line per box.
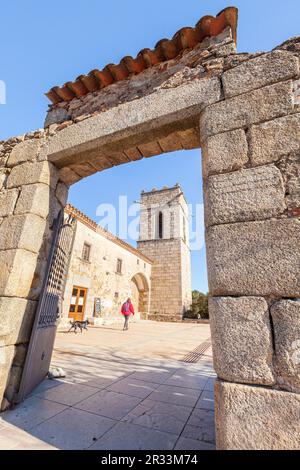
[121, 298, 135, 331]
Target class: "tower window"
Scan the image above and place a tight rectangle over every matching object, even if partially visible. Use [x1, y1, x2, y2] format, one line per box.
[158, 211, 163, 239]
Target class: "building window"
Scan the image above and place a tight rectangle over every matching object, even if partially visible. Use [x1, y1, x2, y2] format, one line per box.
[115, 292, 119, 299]
[158, 211, 163, 239]
[82, 243, 91, 262]
[137, 259, 140, 265]
[116, 258, 123, 274]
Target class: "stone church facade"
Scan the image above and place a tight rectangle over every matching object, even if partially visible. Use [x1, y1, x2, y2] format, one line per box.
[61, 184, 192, 326]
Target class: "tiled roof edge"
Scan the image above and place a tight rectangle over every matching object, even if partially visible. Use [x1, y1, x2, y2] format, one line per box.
[46, 7, 238, 104]
[65, 203, 154, 264]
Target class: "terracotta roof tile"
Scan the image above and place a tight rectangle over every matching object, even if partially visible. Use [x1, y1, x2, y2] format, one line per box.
[46, 7, 238, 105]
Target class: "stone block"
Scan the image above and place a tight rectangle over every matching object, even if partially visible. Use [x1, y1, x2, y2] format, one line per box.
[0, 169, 7, 190]
[7, 139, 42, 168]
[55, 181, 69, 207]
[200, 81, 294, 139]
[5, 364, 23, 402]
[206, 218, 300, 297]
[215, 380, 300, 450]
[46, 77, 221, 168]
[13, 344, 28, 367]
[0, 297, 37, 346]
[0, 214, 46, 253]
[6, 161, 58, 189]
[0, 189, 19, 217]
[205, 165, 286, 225]
[277, 152, 300, 213]
[271, 300, 300, 393]
[209, 297, 275, 385]
[58, 167, 81, 186]
[0, 249, 40, 299]
[222, 51, 299, 98]
[249, 113, 300, 165]
[202, 129, 248, 177]
[14, 183, 51, 219]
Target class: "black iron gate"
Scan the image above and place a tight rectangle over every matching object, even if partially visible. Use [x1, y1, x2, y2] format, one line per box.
[16, 211, 77, 403]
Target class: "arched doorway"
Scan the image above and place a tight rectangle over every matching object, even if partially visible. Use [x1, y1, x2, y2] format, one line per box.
[130, 273, 150, 320]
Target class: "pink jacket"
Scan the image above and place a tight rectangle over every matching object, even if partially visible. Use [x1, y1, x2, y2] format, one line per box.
[121, 301, 135, 316]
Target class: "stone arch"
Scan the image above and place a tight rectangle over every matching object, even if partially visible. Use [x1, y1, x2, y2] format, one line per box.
[130, 272, 150, 320]
[0, 8, 299, 449]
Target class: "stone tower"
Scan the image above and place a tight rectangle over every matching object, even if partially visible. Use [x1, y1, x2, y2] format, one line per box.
[137, 184, 192, 321]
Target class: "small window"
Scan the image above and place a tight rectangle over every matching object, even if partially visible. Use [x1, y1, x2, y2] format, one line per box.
[137, 259, 140, 265]
[115, 292, 119, 299]
[82, 243, 91, 262]
[116, 258, 123, 274]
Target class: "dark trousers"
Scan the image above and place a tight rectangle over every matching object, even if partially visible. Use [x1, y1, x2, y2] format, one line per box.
[123, 316, 130, 330]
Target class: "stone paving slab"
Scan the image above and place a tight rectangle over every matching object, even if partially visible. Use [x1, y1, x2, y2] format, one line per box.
[164, 369, 209, 390]
[182, 408, 215, 444]
[130, 369, 174, 384]
[30, 408, 115, 450]
[107, 377, 160, 399]
[196, 391, 215, 411]
[147, 384, 202, 407]
[75, 390, 142, 420]
[0, 421, 56, 450]
[122, 399, 193, 435]
[2, 396, 68, 431]
[89, 421, 178, 451]
[36, 382, 98, 406]
[174, 437, 215, 451]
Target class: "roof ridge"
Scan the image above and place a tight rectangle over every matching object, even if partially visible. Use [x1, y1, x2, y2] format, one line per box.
[46, 7, 238, 104]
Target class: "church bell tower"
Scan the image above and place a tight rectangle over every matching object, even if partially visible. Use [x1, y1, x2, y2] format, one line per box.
[137, 184, 192, 321]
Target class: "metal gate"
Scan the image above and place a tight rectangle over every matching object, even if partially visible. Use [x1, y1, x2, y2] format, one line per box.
[16, 211, 77, 403]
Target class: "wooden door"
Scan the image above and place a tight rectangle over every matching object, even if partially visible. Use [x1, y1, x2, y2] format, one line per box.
[69, 286, 87, 321]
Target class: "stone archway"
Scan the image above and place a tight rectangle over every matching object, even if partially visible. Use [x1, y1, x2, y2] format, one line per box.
[0, 7, 299, 449]
[130, 273, 150, 320]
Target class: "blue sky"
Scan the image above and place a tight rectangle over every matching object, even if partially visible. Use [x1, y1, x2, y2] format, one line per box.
[1, 1, 299, 292]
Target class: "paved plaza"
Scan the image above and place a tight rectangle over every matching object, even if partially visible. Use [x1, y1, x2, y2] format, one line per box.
[0, 321, 216, 450]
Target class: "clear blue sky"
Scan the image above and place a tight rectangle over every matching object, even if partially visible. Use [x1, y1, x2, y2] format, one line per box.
[1, 1, 299, 292]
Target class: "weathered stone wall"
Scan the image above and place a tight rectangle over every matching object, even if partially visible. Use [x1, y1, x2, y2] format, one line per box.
[200, 41, 300, 449]
[0, 130, 69, 409]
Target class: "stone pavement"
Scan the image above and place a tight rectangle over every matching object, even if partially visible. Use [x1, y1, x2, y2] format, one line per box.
[0, 321, 216, 450]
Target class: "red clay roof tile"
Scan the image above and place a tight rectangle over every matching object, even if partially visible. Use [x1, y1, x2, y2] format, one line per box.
[46, 7, 238, 105]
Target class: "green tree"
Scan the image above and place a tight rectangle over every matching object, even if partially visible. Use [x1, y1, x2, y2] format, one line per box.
[185, 291, 209, 320]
